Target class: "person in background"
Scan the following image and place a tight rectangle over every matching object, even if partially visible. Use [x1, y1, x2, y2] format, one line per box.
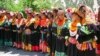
[76, 5, 96, 56]
[23, 12, 34, 51]
[50, 9, 58, 56]
[15, 12, 24, 49]
[11, 13, 17, 47]
[0, 12, 6, 47]
[52, 9, 58, 20]
[54, 10, 70, 56]
[46, 11, 54, 56]
[39, 12, 50, 53]
[31, 13, 41, 52]
[68, 11, 81, 56]
[4, 12, 12, 47]
[96, 7, 100, 56]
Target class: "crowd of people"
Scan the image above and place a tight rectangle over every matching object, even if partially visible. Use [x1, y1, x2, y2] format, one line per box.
[0, 5, 100, 56]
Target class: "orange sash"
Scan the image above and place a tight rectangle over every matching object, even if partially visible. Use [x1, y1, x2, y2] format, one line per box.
[0, 16, 5, 25]
[16, 19, 24, 27]
[57, 18, 65, 26]
[25, 18, 32, 27]
[40, 18, 49, 27]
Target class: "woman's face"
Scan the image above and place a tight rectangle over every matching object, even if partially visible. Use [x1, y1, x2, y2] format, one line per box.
[41, 14, 46, 19]
[48, 13, 53, 19]
[17, 13, 22, 19]
[11, 14, 16, 19]
[57, 11, 64, 20]
[79, 6, 86, 18]
[27, 14, 32, 19]
[72, 13, 80, 22]
[6, 13, 11, 19]
[35, 15, 40, 20]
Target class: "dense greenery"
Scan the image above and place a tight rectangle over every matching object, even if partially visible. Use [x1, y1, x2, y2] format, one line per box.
[0, 0, 99, 12]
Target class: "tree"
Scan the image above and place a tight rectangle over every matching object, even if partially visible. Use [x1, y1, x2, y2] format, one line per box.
[4, 0, 25, 11]
[0, 0, 99, 12]
[32, 0, 51, 11]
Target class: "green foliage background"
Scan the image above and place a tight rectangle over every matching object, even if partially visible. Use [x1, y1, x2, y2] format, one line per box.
[0, 0, 99, 12]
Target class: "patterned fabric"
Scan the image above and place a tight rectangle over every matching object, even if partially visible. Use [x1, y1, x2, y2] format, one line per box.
[76, 24, 96, 56]
[39, 41, 48, 52]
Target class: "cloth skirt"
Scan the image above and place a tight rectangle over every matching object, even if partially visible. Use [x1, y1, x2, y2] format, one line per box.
[22, 34, 32, 51]
[55, 37, 67, 56]
[0, 29, 4, 46]
[4, 30, 12, 46]
[31, 32, 40, 51]
[16, 32, 22, 49]
[39, 32, 48, 53]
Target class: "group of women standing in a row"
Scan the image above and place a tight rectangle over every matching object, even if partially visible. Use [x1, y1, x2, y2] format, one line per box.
[0, 5, 100, 56]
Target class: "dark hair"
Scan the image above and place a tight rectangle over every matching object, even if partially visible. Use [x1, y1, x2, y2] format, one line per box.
[98, 7, 100, 22]
[35, 14, 41, 19]
[72, 12, 82, 19]
[13, 13, 18, 19]
[0, 13, 4, 19]
[72, 12, 83, 24]
[41, 12, 48, 18]
[47, 12, 54, 19]
[53, 9, 58, 14]
[79, 5, 86, 13]
[26, 12, 34, 18]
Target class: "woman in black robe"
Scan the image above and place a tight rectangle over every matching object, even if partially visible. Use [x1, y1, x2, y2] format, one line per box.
[67, 12, 80, 56]
[96, 7, 100, 55]
[76, 5, 96, 56]
[16, 13, 24, 49]
[54, 10, 70, 56]
[46, 11, 54, 55]
[0, 14, 5, 47]
[4, 12, 12, 47]
[39, 12, 50, 53]
[11, 14, 17, 47]
[23, 13, 34, 51]
[77, 24, 96, 56]
[31, 14, 41, 52]
[49, 9, 58, 56]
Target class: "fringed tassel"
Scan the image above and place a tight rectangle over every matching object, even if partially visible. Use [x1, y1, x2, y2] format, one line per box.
[92, 41, 96, 48]
[76, 42, 96, 51]
[24, 44, 32, 51]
